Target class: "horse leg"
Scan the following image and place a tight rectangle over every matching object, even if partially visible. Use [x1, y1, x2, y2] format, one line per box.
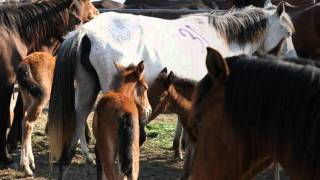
[7, 92, 23, 152]
[173, 118, 183, 160]
[139, 121, 147, 147]
[20, 91, 45, 176]
[58, 70, 99, 179]
[85, 121, 92, 144]
[0, 83, 15, 166]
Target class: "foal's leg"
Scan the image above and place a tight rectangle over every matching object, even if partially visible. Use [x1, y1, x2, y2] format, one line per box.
[173, 118, 183, 160]
[20, 90, 46, 176]
[58, 66, 99, 179]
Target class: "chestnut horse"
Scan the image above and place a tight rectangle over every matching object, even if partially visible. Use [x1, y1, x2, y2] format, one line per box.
[188, 47, 320, 179]
[93, 61, 151, 180]
[16, 51, 95, 175]
[0, 0, 98, 167]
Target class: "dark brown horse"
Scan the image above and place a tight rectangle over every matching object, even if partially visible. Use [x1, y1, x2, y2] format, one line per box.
[123, 0, 217, 19]
[0, 0, 98, 167]
[93, 61, 151, 180]
[148, 68, 195, 159]
[92, 0, 124, 9]
[188, 47, 320, 179]
[226, 0, 316, 8]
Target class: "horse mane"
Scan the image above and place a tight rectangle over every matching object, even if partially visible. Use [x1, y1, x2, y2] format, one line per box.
[224, 55, 320, 174]
[207, 6, 268, 46]
[0, 0, 72, 50]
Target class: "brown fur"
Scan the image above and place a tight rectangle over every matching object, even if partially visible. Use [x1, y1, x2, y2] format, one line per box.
[93, 61, 150, 180]
[148, 68, 195, 159]
[0, 0, 97, 165]
[189, 47, 320, 179]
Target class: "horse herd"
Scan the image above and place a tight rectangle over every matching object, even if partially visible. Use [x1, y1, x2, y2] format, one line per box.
[1, 0, 320, 179]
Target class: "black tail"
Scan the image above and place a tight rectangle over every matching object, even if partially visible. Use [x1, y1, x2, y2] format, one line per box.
[16, 62, 44, 98]
[118, 113, 134, 177]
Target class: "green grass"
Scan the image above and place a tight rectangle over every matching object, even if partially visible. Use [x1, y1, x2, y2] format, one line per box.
[145, 120, 177, 149]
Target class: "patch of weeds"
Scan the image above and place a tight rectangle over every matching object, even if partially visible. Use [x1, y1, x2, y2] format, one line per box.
[145, 121, 176, 149]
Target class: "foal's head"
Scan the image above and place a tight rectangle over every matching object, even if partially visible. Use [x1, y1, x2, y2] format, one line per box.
[113, 61, 152, 122]
[148, 68, 175, 116]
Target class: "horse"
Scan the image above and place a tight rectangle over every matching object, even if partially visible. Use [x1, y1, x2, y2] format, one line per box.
[148, 68, 195, 159]
[226, 0, 316, 8]
[0, 0, 98, 167]
[93, 61, 151, 180]
[92, 0, 124, 9]
[228, 0, 320, 60]
[122, 0, 217, 19]
[16, 51, 95, 176]
[188, 47, 320, 179]
[48, 4, 295, 178]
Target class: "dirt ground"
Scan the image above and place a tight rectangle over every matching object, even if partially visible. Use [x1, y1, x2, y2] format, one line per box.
[0, 107, 288, 180]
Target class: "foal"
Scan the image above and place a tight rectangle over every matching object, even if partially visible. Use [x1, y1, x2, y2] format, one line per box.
[16, 52, 92, 176]
[16, 52, 55, 176]
[148, 68, 195, 159]
[93, 61, 151, 180]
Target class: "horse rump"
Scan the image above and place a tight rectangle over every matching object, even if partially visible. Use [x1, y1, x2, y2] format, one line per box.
[118, 112, 134, 177]
[16, 62, 44, 99]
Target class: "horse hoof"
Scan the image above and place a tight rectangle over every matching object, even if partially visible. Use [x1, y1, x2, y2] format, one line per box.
[174, 154, 183, 161]
[30, 163, 36, 171]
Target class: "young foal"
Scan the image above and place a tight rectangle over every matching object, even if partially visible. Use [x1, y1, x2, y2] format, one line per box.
[93, 61, 151, 180]
[189, 47, 320, 179]
[17, 52, 92, 175]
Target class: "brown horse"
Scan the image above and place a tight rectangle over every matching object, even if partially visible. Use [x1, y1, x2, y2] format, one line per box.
[148, 68, 195, 159]
[16, 52, 55, 176]
[0, 0, 98, 167]
[123, 0, 217, 19]
[92, 0, 124, 9]
[188, 47, 320, 179]
[93, 61, 151, 180]
[16, 51, 95, 175]
[226, 0, 316, 8]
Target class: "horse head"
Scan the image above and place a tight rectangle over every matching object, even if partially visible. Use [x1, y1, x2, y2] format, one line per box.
[113, 60, 152, 122]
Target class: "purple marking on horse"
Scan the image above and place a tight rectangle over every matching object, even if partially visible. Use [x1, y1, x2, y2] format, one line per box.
[179, 25, 209, 50]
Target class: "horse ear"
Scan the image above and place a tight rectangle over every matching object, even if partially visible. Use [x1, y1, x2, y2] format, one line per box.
[135, 60, 144, 79]
[264, 0, 273, 8]
[268, 38, 286, 56]
[276, 2, 285, 16]
[113, 61, 125, 73]
[159, 68, 168, 76]
[206, 47, 229, 82]
[167, 71, 175, 84]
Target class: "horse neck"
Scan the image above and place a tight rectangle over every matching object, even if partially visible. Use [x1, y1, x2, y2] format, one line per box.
[167, 86, 192, 121]
[11, 2, 70, 51]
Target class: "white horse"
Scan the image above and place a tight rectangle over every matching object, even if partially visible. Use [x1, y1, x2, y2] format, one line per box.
[48, 3, 295, 179]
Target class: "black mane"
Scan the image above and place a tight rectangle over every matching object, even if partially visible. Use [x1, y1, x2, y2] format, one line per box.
[0, 0, 72, 50]
[224, 55, 320, 173]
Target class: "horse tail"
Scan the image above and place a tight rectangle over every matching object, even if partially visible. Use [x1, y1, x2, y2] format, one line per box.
[48, 29, 89, 162]
[118, 112, 134, 177]
[16, 62, 44, 99]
